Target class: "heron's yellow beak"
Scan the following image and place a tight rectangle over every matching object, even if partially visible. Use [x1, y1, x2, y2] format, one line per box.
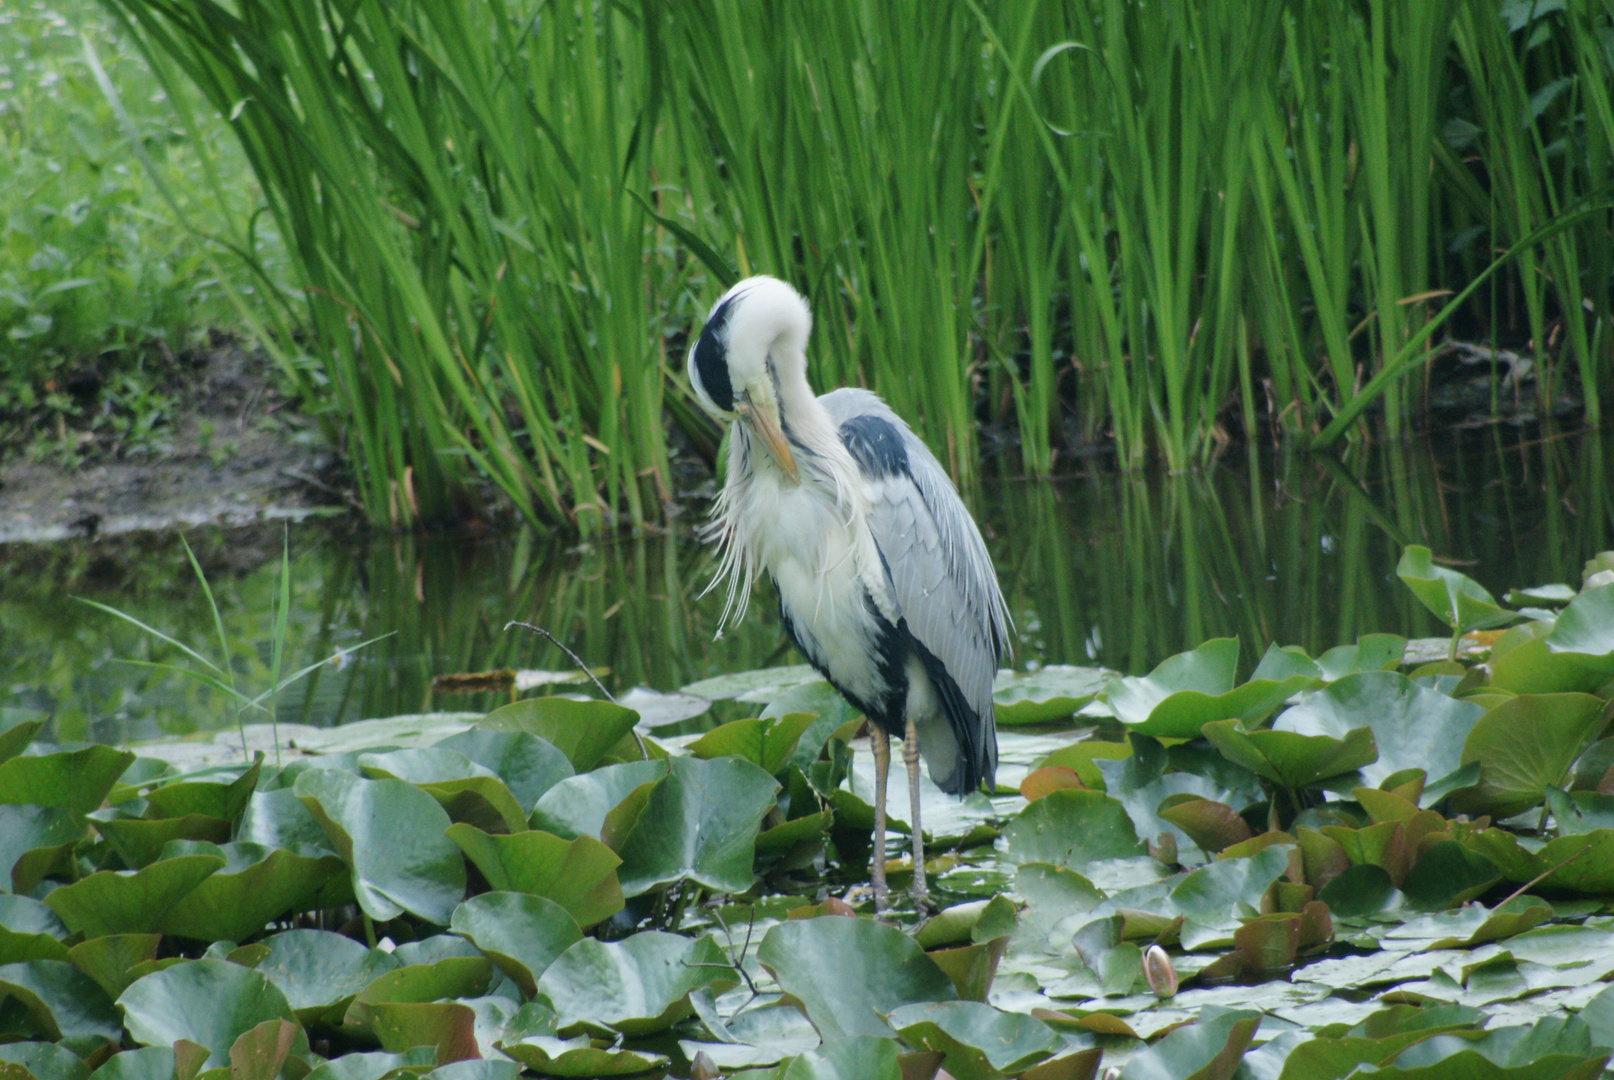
[737, 398, 800, 484]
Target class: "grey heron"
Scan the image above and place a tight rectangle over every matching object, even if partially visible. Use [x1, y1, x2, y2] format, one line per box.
[687, 275, 1011, 910]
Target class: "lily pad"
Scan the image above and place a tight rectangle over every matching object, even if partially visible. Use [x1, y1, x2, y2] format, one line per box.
[118, 959, 308, 1069]
[1117, 1006, 1261, 1080]
[1544, 582, 1614, 667]
[1203, 719, 1378, 791]
[445, 824, 623, 928]
[888, 1001, 1060, 1079]
[528, 759, 668, 840]
[44, 853, 224, 937]
[689, 714, 817, 775]
[448, 893, 582, 996]
[0, 1042, 91, 1080]
[156, 841, 346, 942]
[496, 1034, 669, 1078]
[1002, 789, 1145, 867]
[479, 697, 643, 772]
[1397, 546, 1517, 634]
[682, 664, 825, 702]
[432, 729, 575, 811]
[0, 959, 122, 1041]
[1452, 694, 1608, 818]
[253, 929, 402, 1025]
[757, 916, 957, 1040]
[1, 805, 83, 893]
[0, 746, 135, 818]
[293, 768, 466, 925]
[614, 755, 781, 896]
[993, 667, 1115, 725]
[536, 931, 735, 1037]
[1106, 639, 1314, 737]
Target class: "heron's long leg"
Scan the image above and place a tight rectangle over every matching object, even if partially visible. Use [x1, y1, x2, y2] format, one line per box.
[870, 726, 891, 912]
[903, 715, 928, 906]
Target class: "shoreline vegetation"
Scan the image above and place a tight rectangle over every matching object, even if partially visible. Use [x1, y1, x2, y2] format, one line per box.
[3, 1, 1611, 534]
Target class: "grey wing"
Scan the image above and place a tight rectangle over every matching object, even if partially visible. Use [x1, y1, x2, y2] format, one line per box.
[821, 389, 1011, 785]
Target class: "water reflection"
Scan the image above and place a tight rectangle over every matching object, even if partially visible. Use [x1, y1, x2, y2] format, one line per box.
[4, 428, 1610, 744]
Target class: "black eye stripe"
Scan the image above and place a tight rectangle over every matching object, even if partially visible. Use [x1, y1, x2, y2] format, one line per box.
[692, 294, 737, 413]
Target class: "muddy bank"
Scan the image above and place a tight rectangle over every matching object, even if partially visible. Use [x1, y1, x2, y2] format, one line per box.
[0, 345, 344, 544]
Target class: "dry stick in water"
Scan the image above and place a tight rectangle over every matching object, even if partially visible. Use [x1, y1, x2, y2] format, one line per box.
[504, 621, 649, 760]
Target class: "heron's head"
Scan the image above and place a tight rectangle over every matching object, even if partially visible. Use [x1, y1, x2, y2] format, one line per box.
[687, 275, 811, 483]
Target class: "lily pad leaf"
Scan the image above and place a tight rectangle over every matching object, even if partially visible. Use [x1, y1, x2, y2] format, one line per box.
[1117, 1007, 1261, 1080]
[253, 929, 401, 1025]
[0, 745, 136, 818]
[431, 730, 574, 812]
[118, 959, 308, 1069]
[689, 714, 817, 775]
[614, 755, 780, 896]
[993, 666, 1115, 725]
[757, 916, 957, 1040]
[536, 931, 735, 1037]
[888, 1001, 1061, 1079]
[0, 1041, 91, 1080]
[1204, 719, 1378, 790]
[0, 959, 122, 1041]
[1315, 635, 1409, 681]
[1108, 640, 1315, 737]
[293, 768, 466, 925]
[445, 824, 623, 928]
[1002, 789, 1145, 867]
[1397, 545, 1517, 634]
[44, 853, 224, 937]
[682, 664, 825, 702]
[1, 805, 83, 894]
[156, 841, 346, 942]
[478, 697, 641, 772]
[528, 759, 668, 840]
[1272, 672, 1485, 788]
[1452, 693, 1608, 818]
[449, 893, 582, 997]
[496, 1034, 669, 1077]
[1545, 582, 1614, 668]
[0, 896, 70, 966]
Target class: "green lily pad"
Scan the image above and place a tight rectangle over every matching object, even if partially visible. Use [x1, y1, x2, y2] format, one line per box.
[1545, 582, 1614, 668]
[1316, 635, 1410, 681]
[1106, 639, 1312, 737]
[0, 712, 44, 767]
[1158, 796, 1255, 855]
[299, 1048, 438, 1080]
[118, 959, 308, 1069]
[142, 759, 261, 822]
[0, 1041, 91, 1080]
[1453, 694, 1608, 818]
[528, 759, 668, 840]
[1401, 840, 1503, 910]
[536, 931, 735, 1037]
[682, 664, 824, 702]
[1203, 719, 1379, 791]
[762, 683, 858, 775]
[154, 841, 345, 942]
[757, 916, 957, 1040]
[889, 1000, 1060, 1079]
[44, 853, 224, 937]
[431, 730, 574, 812]
[689, 714, 817, 775]
[0, 745, 135, 818]
[293, 768, 466, 925]
[445, 824, 622, 928]
[1397, 546, 1517, 635]
[496, 1034, 669, 1077]
[1, 804, 83, 893]
[1117, 1006, 1261, 1080]
[1273, 672, 1485, 788]
[0, 959, 122, 1041]
[448, 893, 581, 996]
[361, 1000, 479, 1061]
[1172, 846, 1295, 947]
[0, 896, 70, 966]
[615, 755, 780, 896]
[252, 930, 401, 1025]
[993, 666, 1115, 725]
[1469, 828, 1614, 894]
[1489, 623, 1606, 695]
[236, 789, 341, 856]
[91, 812, 234, 868]
[478, 697, 641, 772]
[357, 747, 496, 785]
[1002, 789, 1145, 867]
[66, 934, 161, 1000]
[86, 1046, 178, 1080]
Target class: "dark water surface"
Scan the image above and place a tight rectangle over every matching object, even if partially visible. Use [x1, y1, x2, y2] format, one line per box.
[5, 427, 1612, 745]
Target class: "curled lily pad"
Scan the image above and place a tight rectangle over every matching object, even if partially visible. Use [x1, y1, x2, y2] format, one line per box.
[889, 1000, 1060, 1079]
[293, 768, 466, 925]
[1452, 694, 1608, 819]
[689, 714, 817, 775]
[448, 893, 582, 996]
[431, 729, 574, 812]
[614, 755, 781, 896]
[118, 959, 308, 1069]
[44, 853, 224, 937]
[0, 896, 69, 966]
[529, 759, 667, 841]
[1104, 640, 1316, 738]
[993, 666, 1115, 725]
[757, 916, 957, 1040]
[445, 824, 623, 928]
[0, 745, 136, 818]
[1117, 1006, 1261, 1080]
[1397, 546, 1517, 635]
[0, 1042, 91, 1080]
[1203, 719, 1378, 791]
[479, 698, 641, 772]
[1, 805, 83, 894]
[1545, 582, 1614, 668]
[156, 841, 345, 942]
[0, 959, 122, 1041]
[536, 931, 735, 1037]
[496, 1034, 669, 1078]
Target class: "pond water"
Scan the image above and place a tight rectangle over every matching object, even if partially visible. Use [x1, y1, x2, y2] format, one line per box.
[4, 426, 1612, 746]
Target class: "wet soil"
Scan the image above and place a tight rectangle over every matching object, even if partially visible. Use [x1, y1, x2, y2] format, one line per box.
[0, 344, 345, 544]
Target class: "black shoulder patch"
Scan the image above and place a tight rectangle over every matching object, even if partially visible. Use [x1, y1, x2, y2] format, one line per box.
[692, 296, 736, 413]
[838, 414, 910, 479]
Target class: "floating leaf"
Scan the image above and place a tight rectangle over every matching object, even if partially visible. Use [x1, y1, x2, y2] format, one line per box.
[156, 841, 345, 942]
[1158, 796, 1254, 854]
[293, 768, 466, 925]
[87, 1046, 177, 1080]
[1203, 719, 1378, 791]
[0, 896, 69, 966]
[91, 812, 233, 868]
[1489, 623, 1606, 695]
[615, 755, 780, 896]
[0, 959, 121, 1041]
[1117, 1007, 1260, 1080]
[253, 929, 401, 1025]
[682, 665, 824, 702]
[1272, 672, 1485, 788]
[1544, 582, 1614, 667]
[496, 1034, 669, 1077]
[1002, 789, 1144, 867]
[44, 853, 224, 937]
[993, 667, 1114, 725]
[65, 934, 160, 1001]
[363, 1000, 479, 1062]
[449, 893, 582, 996]
[432, 729, 575, 812]
[118, 959, 307, 1069]
[228, 1018, 303, 1080]
[757, 916, 957, 1040]
[1453, 694, 1608, 818]
[1315, 635, 1409, 681]
[528, 759, 667, 840]
[445, 824, 622, 928]
[690, 714, 817, 775]
[479, 697, 641, 772]
[236, 789, 340, 856]
[0, 805, 83, 893]
[0, 745, 135, 818]
[0, 1041, 91, 1080]
[537, 931, 735, 1037]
